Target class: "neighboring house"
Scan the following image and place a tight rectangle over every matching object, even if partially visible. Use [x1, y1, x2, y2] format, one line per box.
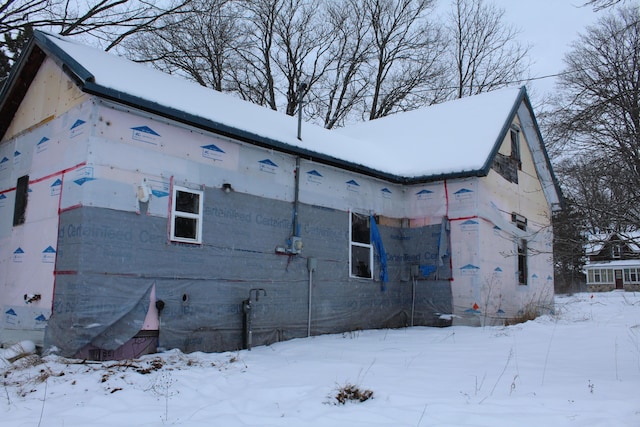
[0, 32, 562, 358]
[584, 232, 640, 292]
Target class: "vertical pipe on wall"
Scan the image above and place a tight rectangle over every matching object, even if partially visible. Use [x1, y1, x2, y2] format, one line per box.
[293, 156, 301, 237]
[307, 257, 317, 337]
[411, 264, 419, 327]
[297, 82, 307, 141]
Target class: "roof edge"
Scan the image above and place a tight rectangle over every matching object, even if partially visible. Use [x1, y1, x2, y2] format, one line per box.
[479, 86, 527, 175]
[0, 37, 45, 139]
[33, 31, 95, 85]
[89, 83, 489, 186]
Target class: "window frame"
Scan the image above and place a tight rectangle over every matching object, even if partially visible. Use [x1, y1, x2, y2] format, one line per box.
[349, 211, 373, 279]
[510, 126, 522, 170]
[512, 212, 528, 285]
[517, 238, 528, 286]
[169, 184, 204, 244]
[587, 268, 614, 284]
[623, 268, 640, 284]
[611, 244, 622, 259]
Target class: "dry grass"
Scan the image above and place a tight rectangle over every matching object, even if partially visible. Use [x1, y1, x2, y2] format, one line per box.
[504, 303, 539, 326]
[333, 383, 373, 404]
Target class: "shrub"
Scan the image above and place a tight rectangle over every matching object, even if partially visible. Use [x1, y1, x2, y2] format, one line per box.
[334, 383, 373, 404]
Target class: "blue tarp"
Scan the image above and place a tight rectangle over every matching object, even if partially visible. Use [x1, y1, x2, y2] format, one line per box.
[370, 215, 388, 283]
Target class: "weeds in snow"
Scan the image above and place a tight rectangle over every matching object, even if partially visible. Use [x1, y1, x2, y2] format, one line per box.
[150, 371, 178, 423]
[479, 348, 513, 404]
[331, 383, 373, 405]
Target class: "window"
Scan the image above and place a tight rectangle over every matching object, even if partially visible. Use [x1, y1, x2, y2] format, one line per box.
[13, 175, 29, 226]
[170, 185, 203, 244]
[623, 268, 640, 284]
[510, 126, 521, 170]
[517, 238, 528, 285]
[587, 268, 614, 284]
[612, 244, 622, 259]
[350, 212, 373, 279]
[511, 213, 527, 231]
[512, 212, 528, 285]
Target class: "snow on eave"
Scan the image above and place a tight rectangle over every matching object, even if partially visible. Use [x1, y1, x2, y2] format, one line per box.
[337, 86, 525, 176]
[29, 32, 412, 182]
[5, 32, 550, 187]
[584, 259, 640, 269]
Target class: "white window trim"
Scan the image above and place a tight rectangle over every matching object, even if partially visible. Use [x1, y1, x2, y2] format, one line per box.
[349, 211, 373, 280]
[624, 268, 640, 284]
[587, 268, 614, 284]
[170, 184, 204, 244]
[612, 244, 622, 259]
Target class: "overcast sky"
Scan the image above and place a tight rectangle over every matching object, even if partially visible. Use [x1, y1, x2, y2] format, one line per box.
[489, 0, 606, 96]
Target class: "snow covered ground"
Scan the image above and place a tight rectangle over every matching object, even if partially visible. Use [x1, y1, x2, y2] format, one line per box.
[1, 291, 639, 427]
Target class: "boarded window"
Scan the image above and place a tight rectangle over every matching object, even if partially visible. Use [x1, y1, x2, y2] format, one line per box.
[350, 212, 372, 279]
[13, 175, 29, 226]
[170, 185, 203, 244]
[511, 212, 527, 231]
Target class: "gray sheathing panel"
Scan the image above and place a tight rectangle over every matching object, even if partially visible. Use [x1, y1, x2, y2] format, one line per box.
[47, 190, 451, 355]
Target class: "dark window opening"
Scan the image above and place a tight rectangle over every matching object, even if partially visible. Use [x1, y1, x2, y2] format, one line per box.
[175, 190, 200, 214]
[512, 212, 528, 285]
[351, 213, 370, 244]
[510, 127, 521, 170]
[518, 239, 528, 285]
[13, 175, 29, 226]
[174, 216, 198, 240]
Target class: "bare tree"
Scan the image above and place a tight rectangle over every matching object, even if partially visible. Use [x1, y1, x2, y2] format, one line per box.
[0, 0, 55, 34]
[270, 0, 333, 116]
[548, 5, 640, 232]
[229, 0, 332, 115]
[583, 0, 630, 11]
[1, 1, 192, 50]
[0, 0, 193, 85]
[363, 0, 447, 120]
[122, 0, 449, 124]
[124, 0, 242, 92]
[306, 0, 372, 128]
[447, 0, 531, 99]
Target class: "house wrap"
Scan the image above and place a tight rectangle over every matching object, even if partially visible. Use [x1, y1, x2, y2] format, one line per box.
[0, 31, 562, 358]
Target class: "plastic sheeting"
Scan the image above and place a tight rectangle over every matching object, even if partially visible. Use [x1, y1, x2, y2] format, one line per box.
[46, 189, 452, 356]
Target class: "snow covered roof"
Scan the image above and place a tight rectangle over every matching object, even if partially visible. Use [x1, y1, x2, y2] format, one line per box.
[584, 259, 640, 269]
[2, 31, 556, 191]
[337, 88, 522, 178]
[585, 232, 640, 256]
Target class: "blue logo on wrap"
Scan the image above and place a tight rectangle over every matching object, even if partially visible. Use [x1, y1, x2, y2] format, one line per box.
[73, 167, 95, 186]
[70, 119, 86, 138]
[259, 159, 278, 173]
[201, 144, 225, 161]
[306, 169, 323, 184]
[131, 126, 161, 144]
